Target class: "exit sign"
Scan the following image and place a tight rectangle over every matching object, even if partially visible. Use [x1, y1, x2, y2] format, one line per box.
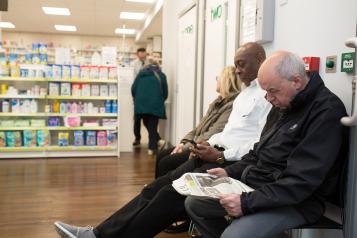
[211, 5, 222, 21]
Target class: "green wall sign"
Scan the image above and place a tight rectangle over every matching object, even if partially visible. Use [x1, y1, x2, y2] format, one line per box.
[183, 25, 193, 34]
[341, 52, 355, 73]
[211, 4, 222, 21]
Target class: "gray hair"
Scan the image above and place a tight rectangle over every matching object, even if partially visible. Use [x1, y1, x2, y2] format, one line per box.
[144, 58, 160, 68]
[275, 53, 308, 82]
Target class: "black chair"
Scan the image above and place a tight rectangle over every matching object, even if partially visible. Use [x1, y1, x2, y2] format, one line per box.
[288, 149, 348, 238]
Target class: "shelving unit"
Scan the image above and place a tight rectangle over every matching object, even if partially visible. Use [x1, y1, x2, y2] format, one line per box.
[0, 72, 120, 159]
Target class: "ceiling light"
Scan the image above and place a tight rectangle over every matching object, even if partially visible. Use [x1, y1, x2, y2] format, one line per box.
[42, 7, 70, 16]
[0, 22, 15, 28]
[115, 28, 136, 35]
[120, 12, 145, 20]
[54, 25, 77, 32]
[125, 0, 155, 3]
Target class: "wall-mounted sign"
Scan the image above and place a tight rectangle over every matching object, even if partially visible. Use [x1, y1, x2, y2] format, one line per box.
[211, 4, 222, 21]
[341, 52, 355, 73]
[183, 24, 193, 34]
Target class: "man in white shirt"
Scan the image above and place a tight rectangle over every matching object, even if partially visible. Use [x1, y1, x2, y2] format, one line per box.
[53, 42, 275, 238]
[132, 48, 147, 146]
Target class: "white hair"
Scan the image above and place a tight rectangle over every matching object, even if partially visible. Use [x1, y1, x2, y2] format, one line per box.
[275, 53, 308, 82]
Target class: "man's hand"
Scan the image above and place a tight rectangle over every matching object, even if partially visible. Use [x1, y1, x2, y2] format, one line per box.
[207, 168, 228, 178]
[191, 144, 221, 163]
[219, 194, 243, 218]
[171, 143, 184, 155]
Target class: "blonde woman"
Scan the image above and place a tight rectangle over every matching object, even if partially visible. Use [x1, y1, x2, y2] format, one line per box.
[155, 66, 241, 178]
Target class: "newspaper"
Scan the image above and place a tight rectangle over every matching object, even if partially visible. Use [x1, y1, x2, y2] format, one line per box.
[172, 173, 254, 199]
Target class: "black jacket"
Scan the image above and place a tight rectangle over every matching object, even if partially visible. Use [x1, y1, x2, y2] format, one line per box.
[225, 72, 348, 223]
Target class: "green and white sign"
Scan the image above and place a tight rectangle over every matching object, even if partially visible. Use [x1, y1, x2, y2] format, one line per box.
[341, 52, 355, 73]
[211, 4, 222, 21]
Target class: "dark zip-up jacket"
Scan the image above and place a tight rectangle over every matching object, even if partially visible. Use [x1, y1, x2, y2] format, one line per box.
[225, 72, 348, 223]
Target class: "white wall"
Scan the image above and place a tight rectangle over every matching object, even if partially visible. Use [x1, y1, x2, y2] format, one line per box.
[162, 0, 197, 143]
[263, 0, 357, 113]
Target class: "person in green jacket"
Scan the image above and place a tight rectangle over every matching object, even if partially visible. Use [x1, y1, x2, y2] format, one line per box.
[131, 59, 168, 155]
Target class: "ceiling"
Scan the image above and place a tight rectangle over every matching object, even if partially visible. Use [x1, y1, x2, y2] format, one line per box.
[0, 0, 162, 42]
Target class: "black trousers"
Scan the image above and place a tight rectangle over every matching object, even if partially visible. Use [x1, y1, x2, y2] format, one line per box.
[141, 114, 161, 150]
[133, 114, 141, 141]
[155, 147, 191, 178]
[94, 158, 234, 238]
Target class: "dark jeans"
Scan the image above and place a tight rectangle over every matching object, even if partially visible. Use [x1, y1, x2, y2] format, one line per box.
[141, 114, 160, 150]
[155, 147, 191, 178]
[134, 114, 141, 141]
[94, 158, 234, 238]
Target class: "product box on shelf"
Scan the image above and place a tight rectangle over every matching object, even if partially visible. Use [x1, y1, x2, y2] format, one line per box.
[100, 85, 108, 96]
[85, 131, 97, 146]
[37, 130, 49, 147]
[5, 131, 22, 147]
[90, 66, 99, 79]
[64, 116, 81, 127]
[81, 84, 91, 96]
[102, 119, 117, 127]
[71, 65, 80, 79]
[91, 85, 100, 96]
[97, 131, 107, 146]
[109, 84, 117, 97]
[72, 83, 81, 96]
[83, 119, 99, 127]
[108, 66, 117, 80]
[0, 132, 5, 147]
[80, 66, 90, 79]
[23, 130, 37, 147]
[74, 130, 84, 146]
[107, 130, 117, 146]
[58, 132, 69, 146]
[14, 120, 30, 127]
[60, 83, 71, 96]
[31, 119, 46, 127]
[99, 66, 108, 80]
[49, 82, 60, 96]
[53, 64, 62, 79]
[1, 120, 15, 127]
[62, 65, 71, 80]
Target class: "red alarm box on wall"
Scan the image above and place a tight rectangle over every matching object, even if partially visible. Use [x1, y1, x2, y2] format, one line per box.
[303, 57, 320, 72]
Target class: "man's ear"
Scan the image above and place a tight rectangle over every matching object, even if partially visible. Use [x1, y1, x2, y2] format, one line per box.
[291, 75, 304, 90]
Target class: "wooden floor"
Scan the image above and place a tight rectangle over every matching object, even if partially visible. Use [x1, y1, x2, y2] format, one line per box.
[0, 148, 188, 238]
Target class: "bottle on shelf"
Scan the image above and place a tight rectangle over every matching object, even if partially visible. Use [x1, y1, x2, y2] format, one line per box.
[105, 100, 111, 113]
[111, 100, 117, 113]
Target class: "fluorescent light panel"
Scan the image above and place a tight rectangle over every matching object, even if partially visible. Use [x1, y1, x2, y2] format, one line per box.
[54, 25, 77, 32]
[42, 7, 70, 16]
[120, 12, 145, 20]
[0, 22, 15, 28]
[115, 28, 136, 34]
[125, 0, 155, 3]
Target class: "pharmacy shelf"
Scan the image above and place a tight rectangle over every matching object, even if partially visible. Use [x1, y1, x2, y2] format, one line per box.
[0, 77, 117, 83]
[46, 95, 117, 100]
[47, 113, 117, 117]
[0, 113, 117, 117]
[0, 126, 117, 131]
[0, 77, 48, 82]
[0, 146, 117, 152]
[0, 95, 46, 99]
[47, 78, 118, 83]
[0, 113, 47, 117]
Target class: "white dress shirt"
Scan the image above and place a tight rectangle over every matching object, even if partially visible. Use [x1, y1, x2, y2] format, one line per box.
[207, 79, 271, 161]
[132, 59, 146, 78]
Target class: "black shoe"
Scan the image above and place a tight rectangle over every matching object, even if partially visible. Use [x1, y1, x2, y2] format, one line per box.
[132, 140, 140, 146]
[164, 221, 189, 234]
